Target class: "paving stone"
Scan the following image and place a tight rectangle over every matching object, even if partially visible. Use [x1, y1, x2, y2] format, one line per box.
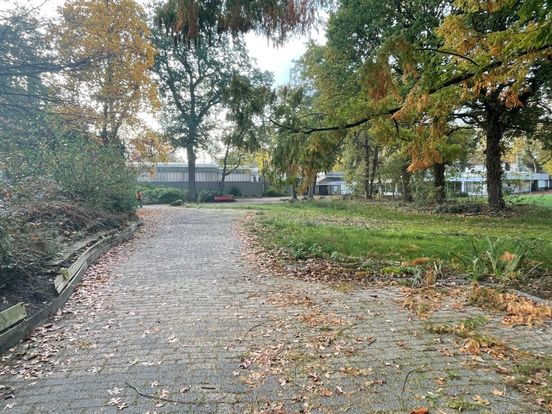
[0, 207, 550, 413]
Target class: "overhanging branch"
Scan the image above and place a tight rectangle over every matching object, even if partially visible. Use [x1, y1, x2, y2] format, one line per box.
[278, 44, 551, 135]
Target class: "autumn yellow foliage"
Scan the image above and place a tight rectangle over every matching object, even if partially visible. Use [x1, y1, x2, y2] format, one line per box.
[54, 0, 159, 147]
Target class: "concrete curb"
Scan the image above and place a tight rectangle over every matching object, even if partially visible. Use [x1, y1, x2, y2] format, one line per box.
[0, 221, 142, 354]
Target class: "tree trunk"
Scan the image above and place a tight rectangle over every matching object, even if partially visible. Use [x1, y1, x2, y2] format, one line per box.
[308, 174, 316, 200]
[433, 163, 446, 204]
[291, 184, 298, 201]
[401, 163, 413, 202]
[364, 141, 371, 199]
[101, 102, 109, 145]
[484, 104, 505, 210]
[219, 145, 229, 194]
[369, 145, 379, 197]
[186, 144, 197, 201]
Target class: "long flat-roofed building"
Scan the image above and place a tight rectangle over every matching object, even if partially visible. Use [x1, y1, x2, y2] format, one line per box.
[137, 163, 265, 196]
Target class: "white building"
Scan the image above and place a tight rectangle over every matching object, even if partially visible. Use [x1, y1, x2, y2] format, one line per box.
[315, 172, 352, 196]
[137, 163, 265, 196]
[448, 163, 551, 196]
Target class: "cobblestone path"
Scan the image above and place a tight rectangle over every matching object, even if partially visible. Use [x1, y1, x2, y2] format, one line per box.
[1, 207, 551, 413]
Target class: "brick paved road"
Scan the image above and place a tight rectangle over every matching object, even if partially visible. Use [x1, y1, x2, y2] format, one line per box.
[1, 207, 550, 413]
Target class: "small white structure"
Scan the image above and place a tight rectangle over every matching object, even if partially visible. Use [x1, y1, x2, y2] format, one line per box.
[315, 172, 352, 196]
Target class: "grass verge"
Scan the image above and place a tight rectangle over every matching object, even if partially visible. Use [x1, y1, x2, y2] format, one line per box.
[228, 199, 552, 297]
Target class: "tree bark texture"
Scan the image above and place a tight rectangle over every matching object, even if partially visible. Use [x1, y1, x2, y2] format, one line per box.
[186, 144, 197, 201]
[484, 103, 506, 210]
[433, 163, 446, 204]
[401, 163, 413, 202]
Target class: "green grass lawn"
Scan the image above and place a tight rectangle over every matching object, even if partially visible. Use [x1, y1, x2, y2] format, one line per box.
[508, 193, 552, 208]
[228, 199, 552, 275]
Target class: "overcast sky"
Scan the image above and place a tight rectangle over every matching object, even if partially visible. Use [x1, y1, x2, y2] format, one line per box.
[245, 31, 326, 85]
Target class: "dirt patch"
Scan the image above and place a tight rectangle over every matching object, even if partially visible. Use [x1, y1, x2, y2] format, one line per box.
[0, 199, 133, 318]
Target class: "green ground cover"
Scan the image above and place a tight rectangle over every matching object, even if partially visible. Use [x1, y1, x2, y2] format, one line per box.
[508, 194, 552, 208]
[233, 200, 552, 278]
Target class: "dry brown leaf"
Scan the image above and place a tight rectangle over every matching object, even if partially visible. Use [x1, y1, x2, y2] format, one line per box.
[473, 395, 490, 406]
[402, 257, 430, 266]
[319, 387, 333, 397]
[491, 388, 504, 397]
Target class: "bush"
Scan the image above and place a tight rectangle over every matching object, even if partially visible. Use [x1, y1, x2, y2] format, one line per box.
[0, 180, 125, 281]
[48, 139, 137, 212]
[264, 187, 287, 197]
[229, 186, 241, 197]
[411, 172, 437, 206]
[196, 190, 217, 203]
[140, 187, 187, 205]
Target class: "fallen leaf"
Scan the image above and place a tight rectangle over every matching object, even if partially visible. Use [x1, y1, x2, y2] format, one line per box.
[473, 395, 490, 406]
[491, 389, 504, 397]
[319, 387, 333, 397]
[410, 408, 429, 414]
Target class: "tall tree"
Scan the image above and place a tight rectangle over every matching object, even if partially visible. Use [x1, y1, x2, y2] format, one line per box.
[0, 6, 52, 178]
[291, 0, 451, 202]
[54, 0, 158, 147]
[277, 0, 552, 209]
[268, 85, 342, 199]
[217, 73, 273, 193]
[152, 30, 257, 200]
[424, 1, 552, 209]
[0, 5, 91, 179]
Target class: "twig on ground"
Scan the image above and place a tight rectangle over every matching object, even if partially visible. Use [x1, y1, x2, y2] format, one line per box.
[401, 365, 426, 398]
[126, 382, 229, 406]
[241, 323, 264, 341]
[336, 323, 357, 338]
[126, 381, 189, 404]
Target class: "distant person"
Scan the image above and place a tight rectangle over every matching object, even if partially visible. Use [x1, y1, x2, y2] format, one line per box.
[136, 190, 143, 207]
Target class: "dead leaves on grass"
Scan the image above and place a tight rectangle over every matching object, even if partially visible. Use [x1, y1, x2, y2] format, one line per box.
[238, 213, 552, 412]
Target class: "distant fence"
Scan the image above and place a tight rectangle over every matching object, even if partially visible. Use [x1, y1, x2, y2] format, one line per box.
[145, 181, 265, 197]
